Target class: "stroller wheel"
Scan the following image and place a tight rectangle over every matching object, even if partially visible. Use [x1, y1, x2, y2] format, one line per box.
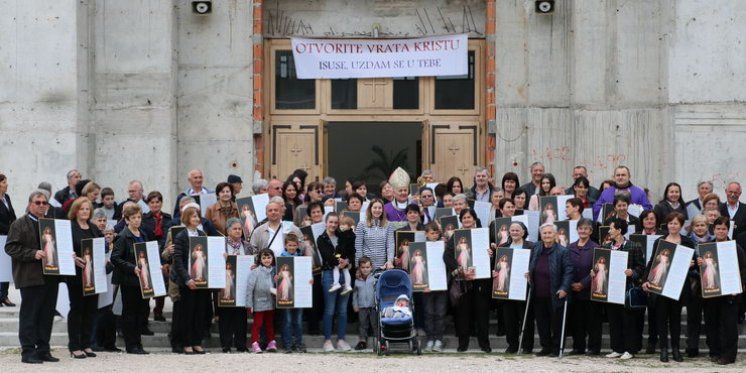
[384, 340, 390, 356]
[415, 340, 422, 355]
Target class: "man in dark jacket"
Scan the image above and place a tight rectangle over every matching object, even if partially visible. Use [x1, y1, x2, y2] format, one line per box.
[529, 222, 574, 357]
[53, 169, 81, 205]
[4, 190, 60, 364]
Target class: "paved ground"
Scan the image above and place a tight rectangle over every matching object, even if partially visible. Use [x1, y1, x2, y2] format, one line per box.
[0, 348, 744, 372]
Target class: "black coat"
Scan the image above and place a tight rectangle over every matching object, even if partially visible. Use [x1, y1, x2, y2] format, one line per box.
[111, 227, 149, 287]
[141, 211, 173, 249]
[317, 229, 355, 271]
[653, 201, 688, 224]
[0, 194, 16, 235]
[54, 186, 73, 205]
[171, 228, 206, 286]
[443, 232, 493, 295]
[69, 220, 103, 285]
[720, 202, 746, 239]
[643, 235, 696, 304]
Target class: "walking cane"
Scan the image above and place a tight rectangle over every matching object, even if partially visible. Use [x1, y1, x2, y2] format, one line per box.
[517, 284, 532, 354]
[558, 298, 568, 359]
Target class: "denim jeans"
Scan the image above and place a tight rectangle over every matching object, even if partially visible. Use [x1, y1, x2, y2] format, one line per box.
[322, 270, 349, 340]
[282, 309, 304, 348]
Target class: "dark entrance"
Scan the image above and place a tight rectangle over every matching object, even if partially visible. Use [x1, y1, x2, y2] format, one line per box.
[327, 122, 422, 195]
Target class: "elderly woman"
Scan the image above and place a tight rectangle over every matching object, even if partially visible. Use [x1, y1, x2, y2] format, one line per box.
[528, 223, 573, 357]
[252, 179, 268, 195]
[701, 217, 746, 365]
[452, 193, 469, 217]
[206, 182, 240, 235]
[141, 191, 173, 322]
[171, 206, 210, 354]
[444, 208, 492, 352]
[495, 222, 534, 353]
[111, 204, 150, 355]
[217, 217, 250, 353]
[684, 214, 712, 358]
[567, 218, 601, 356]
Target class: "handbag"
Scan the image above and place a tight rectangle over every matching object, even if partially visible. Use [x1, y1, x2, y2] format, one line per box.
[625, 285, 647, 310]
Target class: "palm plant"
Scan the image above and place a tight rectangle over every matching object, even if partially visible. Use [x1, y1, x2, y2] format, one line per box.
[360, 145, 411, 183]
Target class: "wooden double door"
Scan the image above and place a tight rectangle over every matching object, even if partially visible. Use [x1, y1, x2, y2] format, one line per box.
[269, 121, 479, 183]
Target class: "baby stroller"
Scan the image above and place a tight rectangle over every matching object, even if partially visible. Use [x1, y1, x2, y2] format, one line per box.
[373, 269, 421, 355]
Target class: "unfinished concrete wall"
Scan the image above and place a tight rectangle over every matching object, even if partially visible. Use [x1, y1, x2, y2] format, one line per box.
[90, 0, 178, 205]
[670, 0, 746, 199]
[263, 0, 486, 38]
[494, 0, 676, 199]
[175, 0, 253, 196]
[0, 0, 89, 208]
[0, 0, 253, 209]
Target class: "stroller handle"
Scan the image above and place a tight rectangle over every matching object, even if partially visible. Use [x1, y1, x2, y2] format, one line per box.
[372, 268, 386, 279]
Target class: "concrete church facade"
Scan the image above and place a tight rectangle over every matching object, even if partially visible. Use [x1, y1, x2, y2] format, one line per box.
[1, 0, 745, 208]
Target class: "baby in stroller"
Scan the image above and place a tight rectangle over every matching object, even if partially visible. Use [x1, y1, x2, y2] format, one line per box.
[382, 294, 412, 320]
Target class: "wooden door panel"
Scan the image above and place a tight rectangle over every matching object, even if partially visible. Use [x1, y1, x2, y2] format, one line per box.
[358, 78, 393, 109]
[271, 125, 320, 181]
[431, 125, 478, 182]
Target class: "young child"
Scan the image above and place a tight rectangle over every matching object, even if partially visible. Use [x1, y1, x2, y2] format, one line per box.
[352, 256, 377, 351]
[382, 294, 412, 319]
[422, 222, 447, 352]
[91, 224, 119, 352]
[329, 216, 354, 294]
[278, 234, 311, 353]
[246, 249, 277, 353]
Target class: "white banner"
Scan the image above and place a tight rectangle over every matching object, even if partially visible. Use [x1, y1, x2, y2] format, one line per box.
[291, 34, 468, 79]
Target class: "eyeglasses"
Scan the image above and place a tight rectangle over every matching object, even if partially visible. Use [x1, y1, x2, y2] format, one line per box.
[33, 201, 48, 206]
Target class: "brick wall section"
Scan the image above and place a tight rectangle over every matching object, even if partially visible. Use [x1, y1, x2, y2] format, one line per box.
[485, 0, 496, 178]
[252, 0, 265, 175]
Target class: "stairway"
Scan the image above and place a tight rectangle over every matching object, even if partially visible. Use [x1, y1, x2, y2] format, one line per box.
[2, 305, 745, 351]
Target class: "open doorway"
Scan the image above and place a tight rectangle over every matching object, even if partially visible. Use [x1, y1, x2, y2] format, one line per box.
[326, 122, 422, 195]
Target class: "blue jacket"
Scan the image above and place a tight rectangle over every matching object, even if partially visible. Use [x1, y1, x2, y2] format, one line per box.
[529, 242, 574, 309]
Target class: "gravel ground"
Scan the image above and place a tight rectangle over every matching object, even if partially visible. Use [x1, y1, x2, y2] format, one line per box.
[1, 348, 744, 372]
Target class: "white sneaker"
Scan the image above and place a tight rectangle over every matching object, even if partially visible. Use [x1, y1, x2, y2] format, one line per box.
[328, 283, 341, 293]
[620, 352, 633, 360]
[341, 285, 353, 295]
[432, 340, 443, 352]
[323, 340, 334, 352]
[606, 351, 622, 358]
[425, 340, 434, 351]
[270, 287, 277, 295]
[336, 339, 352, 351]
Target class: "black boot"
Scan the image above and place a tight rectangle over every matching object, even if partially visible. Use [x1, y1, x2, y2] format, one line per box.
[672, 346, 683, 362]
[660, 348, 669, 362]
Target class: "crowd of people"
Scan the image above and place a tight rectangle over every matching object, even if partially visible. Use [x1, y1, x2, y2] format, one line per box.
[2, 162, 746, 365]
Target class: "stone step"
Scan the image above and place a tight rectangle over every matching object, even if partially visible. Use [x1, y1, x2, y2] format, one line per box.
[0, 315, 725, 335]
[2, 331, 746, 351]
